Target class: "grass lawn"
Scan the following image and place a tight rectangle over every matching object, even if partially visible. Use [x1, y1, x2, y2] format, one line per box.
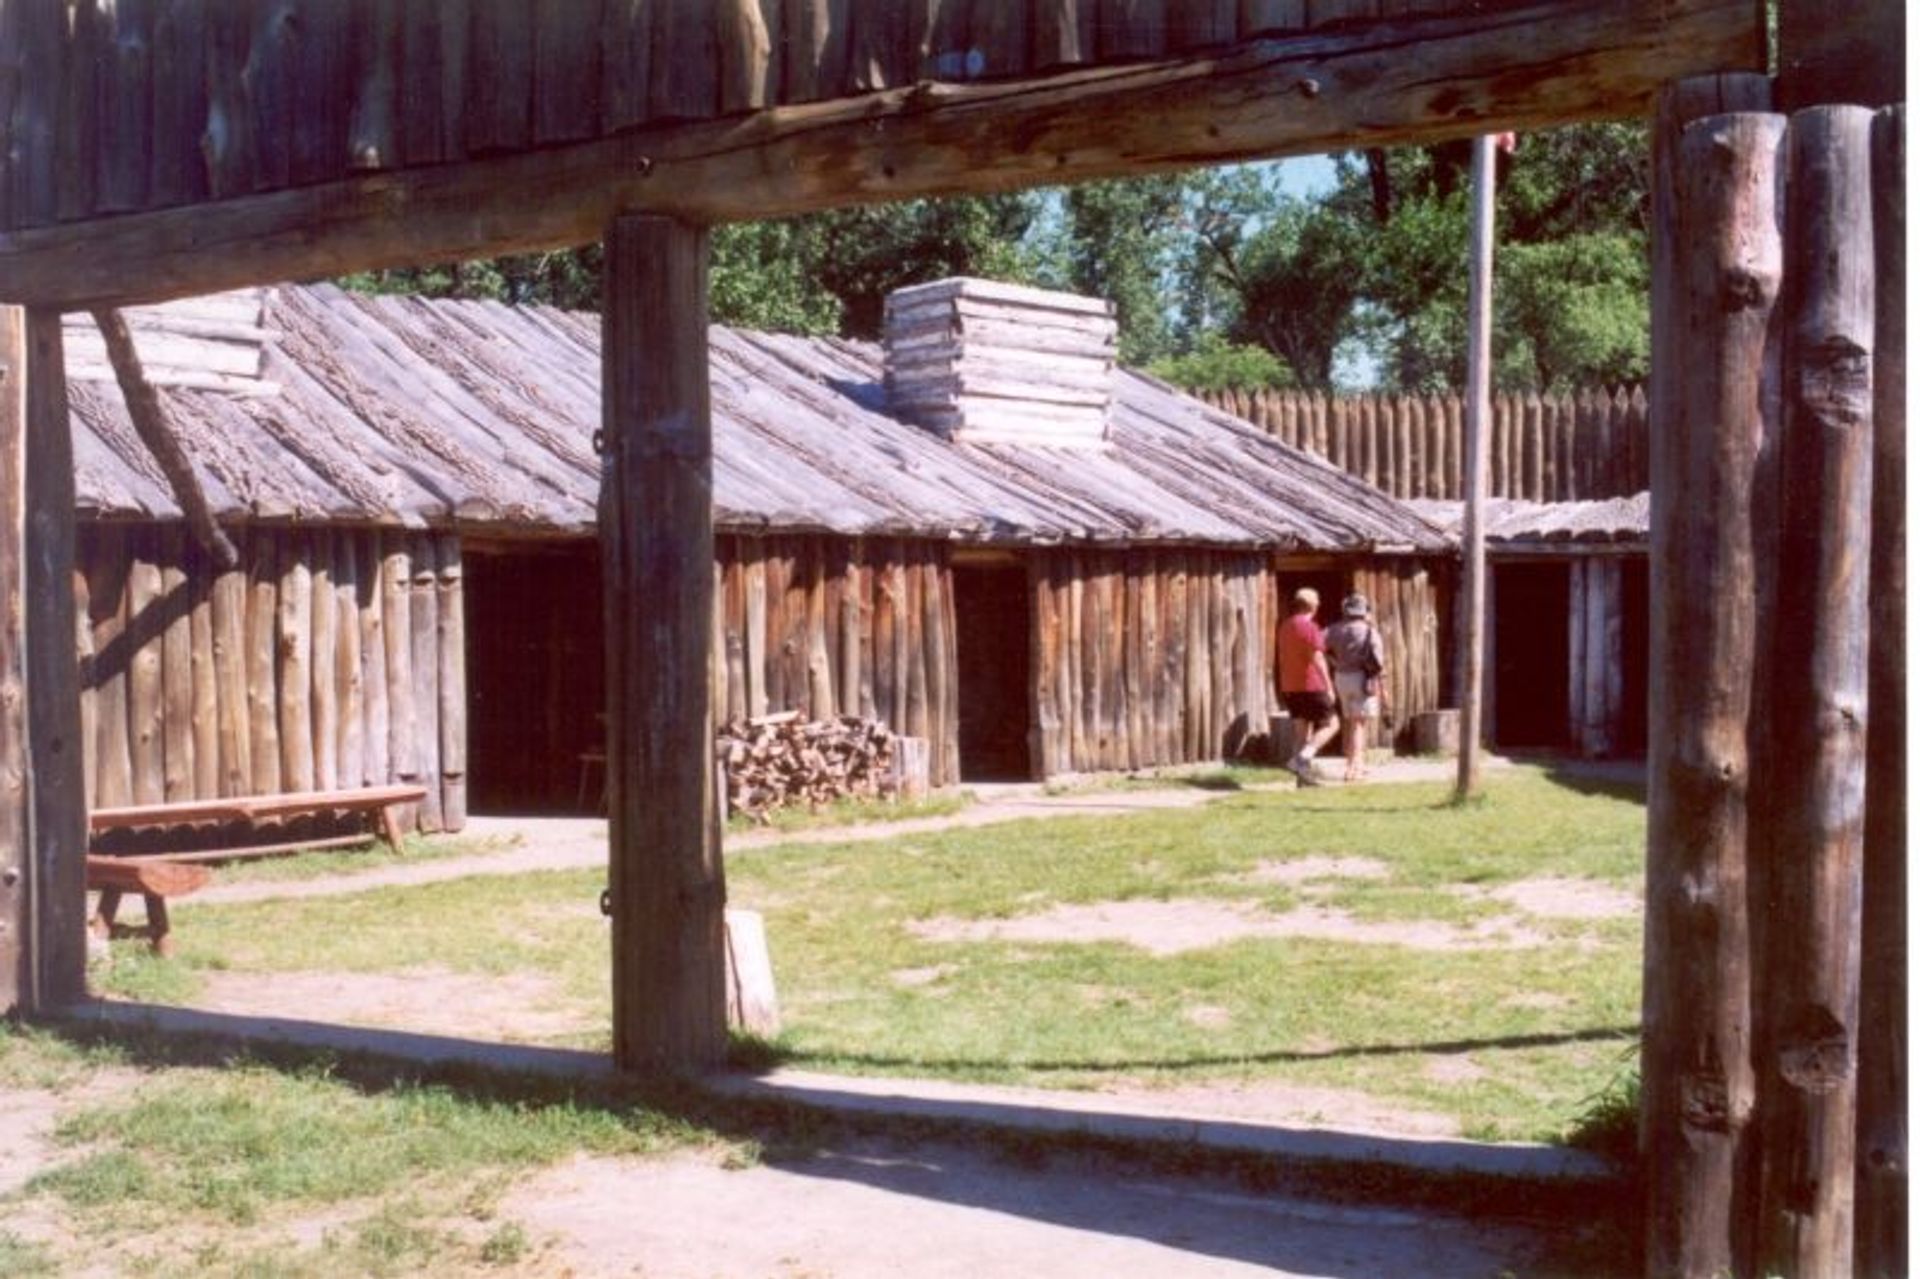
[124, 765, 1645, 1147]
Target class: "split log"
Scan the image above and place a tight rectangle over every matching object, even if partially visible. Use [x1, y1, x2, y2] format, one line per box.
[158, 529, 195, 801]
[717, 713, 904, 821]
[276, 539, 314, 792]
[308, 531, 338, 791]
[437, 537, 466, 830]
[126, 544, 165, 806]
[408, 533, 442, 832]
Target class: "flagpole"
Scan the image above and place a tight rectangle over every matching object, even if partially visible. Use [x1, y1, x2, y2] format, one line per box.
[1455, 133, 1497, 802]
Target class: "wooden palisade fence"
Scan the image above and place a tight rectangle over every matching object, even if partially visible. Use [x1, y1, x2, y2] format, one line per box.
[1196, 385, 1649, 502]
[1642, 73, 1904, 1279]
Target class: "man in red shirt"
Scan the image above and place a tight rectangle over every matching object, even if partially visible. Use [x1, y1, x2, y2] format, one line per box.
[1276, 587, 1339, 786]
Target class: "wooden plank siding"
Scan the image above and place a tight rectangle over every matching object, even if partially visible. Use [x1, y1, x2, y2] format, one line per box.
[75, 522, 465, 833]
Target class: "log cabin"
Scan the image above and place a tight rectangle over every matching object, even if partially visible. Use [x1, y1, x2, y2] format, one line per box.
[1410, 494, 1649, 759]
[61, 279, 1450, 824]
[0, 3, 1898, 1266]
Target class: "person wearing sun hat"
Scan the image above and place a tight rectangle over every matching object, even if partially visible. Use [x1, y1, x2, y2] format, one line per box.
[1275, 586, 1339, 786]
[1325, 592, 1387, 783]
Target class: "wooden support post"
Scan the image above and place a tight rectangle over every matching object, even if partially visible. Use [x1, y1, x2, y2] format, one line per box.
[603, 213, 728, 1073]
[1855, 102, 1906, 1279]
[1453, 134, 1494, 801]
[1641, 76, 1778, 1279]
[1, 308, 89, 1013]
[1754, 103, 1877, 1279]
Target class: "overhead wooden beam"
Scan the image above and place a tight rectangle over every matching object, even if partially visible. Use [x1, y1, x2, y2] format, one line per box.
[0, 0, 1760, 311]
[603, 214, 728, 1073]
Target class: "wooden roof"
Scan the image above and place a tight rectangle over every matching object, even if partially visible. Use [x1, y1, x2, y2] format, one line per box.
[1407, 494, 1649, 547]
[66, 284, 1444, 554]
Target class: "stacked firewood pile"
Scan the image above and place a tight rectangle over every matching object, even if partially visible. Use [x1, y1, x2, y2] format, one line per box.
[717, 712, 902, 823]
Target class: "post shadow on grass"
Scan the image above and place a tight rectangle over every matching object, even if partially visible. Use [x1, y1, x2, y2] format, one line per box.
[40, 1002, 1634, 1279]
[757, 1023, 1639, 1077]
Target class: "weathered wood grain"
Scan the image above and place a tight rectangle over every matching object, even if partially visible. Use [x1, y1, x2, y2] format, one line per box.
[0, 0, 1762, 309]
[603, 213, 729, 1071]
[0, 306, 24, 1012]
[22, 308, 88, 1008]
[436, 536, 466, 830]
[1641, 94, 1780, 1279]
[159, 528, 195, 801]
[1855, 101, 1906, 1279]
[408, 532, 442, 832]
[1755, 103, 1877, 1279]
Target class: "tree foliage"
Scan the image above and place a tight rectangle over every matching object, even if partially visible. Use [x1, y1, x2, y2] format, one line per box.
[342, 124, 1653, 397]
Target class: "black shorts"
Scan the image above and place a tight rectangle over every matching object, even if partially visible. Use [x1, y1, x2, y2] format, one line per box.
[1283, 691, 1336, 729]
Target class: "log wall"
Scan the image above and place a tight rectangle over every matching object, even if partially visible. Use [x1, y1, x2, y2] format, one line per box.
[1345, 558, 1450, 750]
[76, 522, 465, 832]
[1197, 385, 1650, 502]
[1565, 558, 1625, 758]
[714, 534, 961, 788]
[1027, 549, 1446, 776]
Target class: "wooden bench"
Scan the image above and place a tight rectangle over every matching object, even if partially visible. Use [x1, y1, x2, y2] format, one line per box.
[87, 855, 210, 955]
[88, 784, 428, 864]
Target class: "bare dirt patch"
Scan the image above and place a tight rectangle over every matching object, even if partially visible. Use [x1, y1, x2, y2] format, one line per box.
[1234, 856, 1391, 887]
[1485, 877, 1639, 920]
[908, 899, 1550, 955]
[188, 968, 595, 1043]
[890, 965, 957, 989]
[1183, 1004, 1234, 1029]
[1422, 1055, 1488, 1085]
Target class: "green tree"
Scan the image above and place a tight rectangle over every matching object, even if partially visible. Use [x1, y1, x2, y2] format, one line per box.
[1329, 124, 1652, 392]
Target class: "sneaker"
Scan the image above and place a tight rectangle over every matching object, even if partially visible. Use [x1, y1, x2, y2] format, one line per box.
[1289, 755, 1322, 787]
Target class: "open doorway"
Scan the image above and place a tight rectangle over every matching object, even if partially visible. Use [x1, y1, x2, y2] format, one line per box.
[1491, 561, 1571, 749]
[464, 538, 605, 814]
[952, 558, 1034, 780]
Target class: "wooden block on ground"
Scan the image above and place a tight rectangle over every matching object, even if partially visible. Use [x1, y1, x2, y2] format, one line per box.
[724, 909, 780, 1039]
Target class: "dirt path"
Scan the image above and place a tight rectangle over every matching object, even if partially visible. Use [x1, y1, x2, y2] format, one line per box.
[501, 1138, 1553, 1279]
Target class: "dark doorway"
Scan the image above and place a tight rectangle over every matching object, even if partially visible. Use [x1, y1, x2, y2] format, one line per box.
[952, 561, 1034, 780]
[1492, 561, 1571, 749]
[1275, 569, 1349, 631]
[465, 540, 606, 814]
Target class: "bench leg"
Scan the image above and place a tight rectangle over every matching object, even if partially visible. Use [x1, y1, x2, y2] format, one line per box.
[92, 889, 122, 940]
[144, 894, 173, 957]
[378, 804, 408, 854]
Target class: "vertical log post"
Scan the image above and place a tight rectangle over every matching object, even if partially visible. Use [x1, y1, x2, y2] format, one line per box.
[1641, 78, 1780, 1279]
[1454, 134, 1495, 799]
[603, 213, 728, 1073]
[1854, 102, 1905, 1279]
[2, 307, 88, 1014]
[1754, 103, 1877, 1279]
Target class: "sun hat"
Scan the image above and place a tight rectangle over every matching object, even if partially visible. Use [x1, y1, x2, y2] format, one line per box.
[1342, 593, 1370, 618]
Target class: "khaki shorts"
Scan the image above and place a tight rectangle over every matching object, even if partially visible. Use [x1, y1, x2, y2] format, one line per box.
[1334, 670, 1379, 720]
